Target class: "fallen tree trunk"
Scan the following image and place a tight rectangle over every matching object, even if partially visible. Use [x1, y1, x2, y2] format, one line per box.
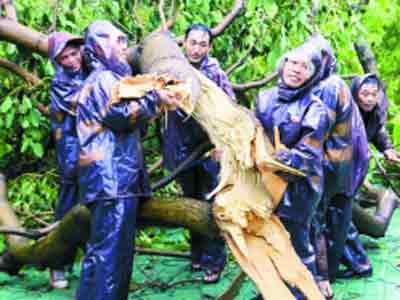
[0, 196, 218, 274]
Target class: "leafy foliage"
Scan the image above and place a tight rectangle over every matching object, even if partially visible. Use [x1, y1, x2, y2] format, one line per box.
[1, 0, 400, 248]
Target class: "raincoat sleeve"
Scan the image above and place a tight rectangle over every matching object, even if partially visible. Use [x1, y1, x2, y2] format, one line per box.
[370, 103, 393, 152]
[276, 99, 329, 181]
[50, 79, 79, 116]
[96, 73, 160, 132]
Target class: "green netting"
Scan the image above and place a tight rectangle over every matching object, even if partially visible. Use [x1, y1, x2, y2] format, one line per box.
[1, 211, 399, 300]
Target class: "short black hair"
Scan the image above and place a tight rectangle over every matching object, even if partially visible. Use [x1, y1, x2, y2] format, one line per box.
[185, 23, 213, 43]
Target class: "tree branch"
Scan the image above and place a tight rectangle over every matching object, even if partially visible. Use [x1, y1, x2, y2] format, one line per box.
[225, 41, 256, 75]
[165, 0, 178, 30]
[0, 0, 17, 21]
[354, 37, 378, 74]
[149, 158, 163, 174]
[158, 0, 167, 31]
[151, 142, 212, 191]
[0, 18, 48, 55]
[0, 58, 41, 85]
[231, 71, 278, 92]
[175, 0, 244, 44]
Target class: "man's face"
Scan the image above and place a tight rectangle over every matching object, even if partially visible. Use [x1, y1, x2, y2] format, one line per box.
[184, 30, 211, 65]
[56, 45, 82, 72]
[357, 83, 379, 112]
[108, 31, 128, 63]
[282, 55, 313, 88]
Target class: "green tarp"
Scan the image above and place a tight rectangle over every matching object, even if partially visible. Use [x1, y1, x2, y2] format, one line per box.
[1, 210, 399, 300]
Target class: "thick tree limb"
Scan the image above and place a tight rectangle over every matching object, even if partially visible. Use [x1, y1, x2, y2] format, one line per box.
[0, 58, 41, 85]
[354, 37, 378, 74]
[231, 71, 278, 92]
[0, 18, 48, 55]
[0, 0, 17, 21]
[175, 0, 244, 44]
[0, 196, 218, 274]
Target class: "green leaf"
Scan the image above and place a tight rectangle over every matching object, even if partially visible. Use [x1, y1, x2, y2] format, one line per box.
[0, 97, 13, 113]
[31, 142, 44, 158]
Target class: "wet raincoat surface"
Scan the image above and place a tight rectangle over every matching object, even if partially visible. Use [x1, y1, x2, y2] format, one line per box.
[161, 54, 234, 273]
[256, 47, 329, 277]
[48, 32, 86, 220]
[75, 21, 160, 300]
[305, 35, 370, 281]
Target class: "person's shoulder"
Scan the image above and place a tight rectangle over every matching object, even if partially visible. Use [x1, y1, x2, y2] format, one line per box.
[256, 87, 278, 111]
[203, 55, 223, 71]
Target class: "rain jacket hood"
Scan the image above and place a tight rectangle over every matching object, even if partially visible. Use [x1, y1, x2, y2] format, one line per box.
[277, 44, 322, 102]
[84, 20, 132, 76]
[351, 73, 393, 152]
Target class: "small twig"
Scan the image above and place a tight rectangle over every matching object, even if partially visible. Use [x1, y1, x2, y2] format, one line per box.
[175, 0, 244, 44]
[47, 0, 60, 33]
[0, 0, 17, 21]
[0, 221, 59, 239]
[372, 152, 400, 199]
[218, 271, 246, 300]
[136, 246, 190, 258]
[132, 0, 145, 31]
[151, 142, 212, 191]
[225, 41, 257, 75]
[231, 71, 278, 92]
[149, 158, 163, 174]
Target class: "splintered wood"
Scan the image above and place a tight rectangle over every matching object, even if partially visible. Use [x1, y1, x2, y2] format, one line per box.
[114, 60, 322, 300]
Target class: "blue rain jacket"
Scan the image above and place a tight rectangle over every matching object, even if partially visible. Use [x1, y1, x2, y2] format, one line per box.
[48, 32, 86, 219]
[256, 87, 329, 225]
[314, 75, 353, 198]
[49, 32, 86, 184]
[76, 21, 160, 204]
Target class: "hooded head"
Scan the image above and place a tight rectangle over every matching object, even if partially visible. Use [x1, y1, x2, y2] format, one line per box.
[83, 20, 131, 76]
[304, 33, 337, 81]
[48, 32, 84, 74]
[351, 73, 385, 113]
[277, 44, 322, 101]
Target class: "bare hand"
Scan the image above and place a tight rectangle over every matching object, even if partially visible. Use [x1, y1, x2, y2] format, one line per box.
[384, 149, 400, 163]
[157, 89, 181, 110]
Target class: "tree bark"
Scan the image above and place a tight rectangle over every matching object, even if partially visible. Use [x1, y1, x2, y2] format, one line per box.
[0, 194, 218, 274]
[354, 37, 378, 74]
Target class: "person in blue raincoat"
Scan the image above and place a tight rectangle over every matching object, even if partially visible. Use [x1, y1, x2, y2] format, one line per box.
[161, 23, 235, 283]
[48, 31, 87, 289]
[75, 20, 177, 300]
[301, 36, 369, 298]
[303, 35, 354, 291]
[338, 73, 400, 279]
[256, 45, 329, 298]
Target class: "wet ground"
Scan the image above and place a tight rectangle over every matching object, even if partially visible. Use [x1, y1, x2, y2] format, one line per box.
[0, 210, 399, 300]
